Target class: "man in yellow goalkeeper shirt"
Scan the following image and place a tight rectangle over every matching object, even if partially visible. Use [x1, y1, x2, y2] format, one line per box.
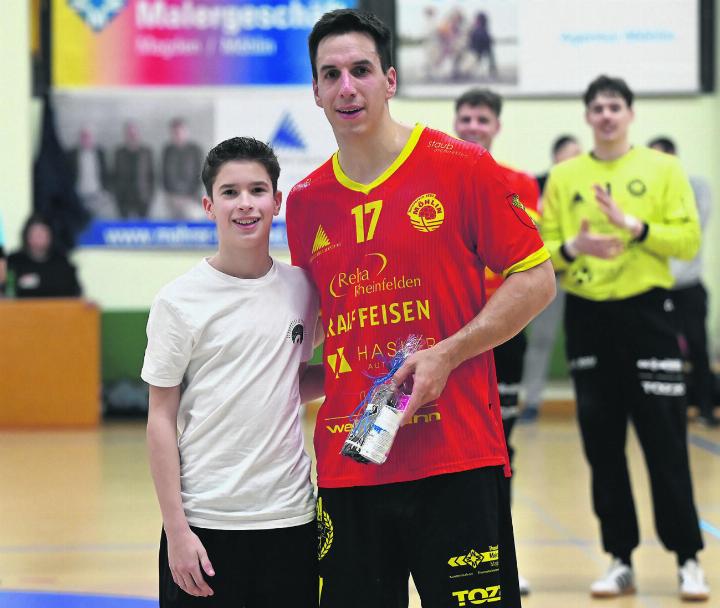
[542, 75, 709, 602]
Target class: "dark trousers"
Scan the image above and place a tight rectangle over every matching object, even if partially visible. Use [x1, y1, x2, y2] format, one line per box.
[494, 331, 528, 464]
[318, 467, 521, 608]
[159, 522, 317, 608]
[565, 289, 703, 560]
[673, 282, 715, 416]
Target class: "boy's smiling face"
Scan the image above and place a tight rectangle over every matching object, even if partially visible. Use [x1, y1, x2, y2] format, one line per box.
[203, 160, 281, 250]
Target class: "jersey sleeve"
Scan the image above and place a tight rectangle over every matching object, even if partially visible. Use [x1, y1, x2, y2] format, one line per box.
[516, 171, 541, 221]
[472, 154, 549, 277]
[141, 296, 193, 387]
[641, 158, 700, 260]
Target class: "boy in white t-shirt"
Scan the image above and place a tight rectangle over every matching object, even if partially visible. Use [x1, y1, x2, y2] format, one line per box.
[142, 137, 322, 607]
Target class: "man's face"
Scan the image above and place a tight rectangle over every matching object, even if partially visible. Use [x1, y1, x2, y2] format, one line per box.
[124, 123, 140, 146]
[79, 128, 94, 149]
[585, 92, 634, 145]
[203, 161, 281, 251]
[171, 123, 187, 145]
[27, 223, 52, 256]
[454, 104, 500, 150]
[312, 32, 397, 138]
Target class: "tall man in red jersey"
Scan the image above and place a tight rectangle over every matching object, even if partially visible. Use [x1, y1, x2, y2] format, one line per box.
[286, 9, 555, 608]
[454, 88, 541, 598]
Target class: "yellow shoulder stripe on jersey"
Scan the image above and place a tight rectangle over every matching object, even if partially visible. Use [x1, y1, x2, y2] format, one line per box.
[332, 123, 425, 194]
[502, 246, 550, 278]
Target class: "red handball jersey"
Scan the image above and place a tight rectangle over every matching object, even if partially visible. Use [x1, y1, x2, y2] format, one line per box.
[484, 165, 541, 298]
[286, 125, 548, 488]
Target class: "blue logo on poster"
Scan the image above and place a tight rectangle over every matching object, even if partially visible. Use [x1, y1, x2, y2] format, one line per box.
[271, 113, 306, 151]
[68, 0, 128, 32]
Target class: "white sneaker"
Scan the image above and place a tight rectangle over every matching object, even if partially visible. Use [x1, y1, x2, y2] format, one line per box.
[518, 573, 531, 596]
[679, 559, 710, 602]
[590, 558, 635, 598]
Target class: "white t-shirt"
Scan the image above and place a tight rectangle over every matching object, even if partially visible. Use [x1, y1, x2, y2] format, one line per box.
[141, 258, 318, 530]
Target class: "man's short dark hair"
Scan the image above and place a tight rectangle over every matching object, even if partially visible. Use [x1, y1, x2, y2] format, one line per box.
[552, 135, 578, 156]
[648, 136, 677, 155]
[454, 89, 502, 117]
[201, 137, 280, 197]
[583, 75, 634, 108]
[308, 9, 393, 81]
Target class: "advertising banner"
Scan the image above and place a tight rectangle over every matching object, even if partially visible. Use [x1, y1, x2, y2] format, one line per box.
[54, 0, 353, 86]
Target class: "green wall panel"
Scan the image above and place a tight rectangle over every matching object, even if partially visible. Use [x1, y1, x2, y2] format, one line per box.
[101, 311, 569, 382]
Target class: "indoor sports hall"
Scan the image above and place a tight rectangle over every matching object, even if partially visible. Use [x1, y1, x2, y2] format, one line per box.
[2, 1, 719, 607]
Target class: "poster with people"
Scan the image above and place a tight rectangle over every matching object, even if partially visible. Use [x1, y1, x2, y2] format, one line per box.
[397, 0, 700, 98]
[52, 0, 354, 249]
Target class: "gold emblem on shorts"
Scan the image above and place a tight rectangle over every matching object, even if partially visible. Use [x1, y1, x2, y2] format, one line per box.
[317, 497, 334, 560]
[407, 193, 445, 233]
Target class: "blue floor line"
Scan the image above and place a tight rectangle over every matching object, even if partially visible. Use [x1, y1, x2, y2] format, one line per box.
[700, 519, 720, 540]
[689, 433, 720, 455]
[0, 591, 155, 608]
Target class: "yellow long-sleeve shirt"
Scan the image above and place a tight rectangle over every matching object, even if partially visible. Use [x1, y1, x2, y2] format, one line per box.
[542, 147, 700, 301]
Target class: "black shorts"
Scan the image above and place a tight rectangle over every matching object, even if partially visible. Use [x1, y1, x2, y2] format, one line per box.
[159, 521, 317, 608]
[317, 467, 520, 608]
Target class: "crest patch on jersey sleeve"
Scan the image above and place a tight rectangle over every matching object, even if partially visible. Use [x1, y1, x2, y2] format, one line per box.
[507, 193, 537, 230]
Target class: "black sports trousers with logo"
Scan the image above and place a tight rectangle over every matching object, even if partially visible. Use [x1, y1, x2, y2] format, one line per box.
[565, 288, 704, 561]
[317, 466, 521, 608]
[159, 521, 317, 608]
[493, 331, 528, 465]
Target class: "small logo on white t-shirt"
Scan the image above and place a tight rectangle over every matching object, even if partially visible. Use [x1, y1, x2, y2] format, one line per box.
[287, 319, 305, 344]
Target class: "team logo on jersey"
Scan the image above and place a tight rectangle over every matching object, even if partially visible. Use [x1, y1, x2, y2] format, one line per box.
[508, 194, 537, 229]
[68, 0, 128, 32]
[317, 497, 334, 560]
[627, 179, 647, 196]
[407, 193, 445, 233]
[326, 347, 352, 378]
[286, 319, 305, 344]
[448, 546, 499, 569]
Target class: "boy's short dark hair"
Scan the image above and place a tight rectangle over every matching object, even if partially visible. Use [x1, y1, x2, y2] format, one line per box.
[648, 136, 677, 155]
[583, 75, 634, 108]
[454, 88, 502, 117]
[552, 135, 578, 156]
[201, 137, 280, 197]
[308, 9, 393, 81]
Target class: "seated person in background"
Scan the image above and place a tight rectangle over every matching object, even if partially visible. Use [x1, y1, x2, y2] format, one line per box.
[7, 215, 82, 298]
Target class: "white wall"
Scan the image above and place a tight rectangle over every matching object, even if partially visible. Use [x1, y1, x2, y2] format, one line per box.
[1, 1, 31, 253]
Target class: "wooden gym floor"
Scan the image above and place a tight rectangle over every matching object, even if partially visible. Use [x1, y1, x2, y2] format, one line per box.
[1, 408, 718, 607]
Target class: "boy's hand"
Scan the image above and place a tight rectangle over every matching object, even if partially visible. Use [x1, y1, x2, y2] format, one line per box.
[167, 528, 215, 597]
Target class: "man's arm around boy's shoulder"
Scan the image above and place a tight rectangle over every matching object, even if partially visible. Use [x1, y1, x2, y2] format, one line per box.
[298, 314, 326, 404]
[147, 384, 216, 598]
